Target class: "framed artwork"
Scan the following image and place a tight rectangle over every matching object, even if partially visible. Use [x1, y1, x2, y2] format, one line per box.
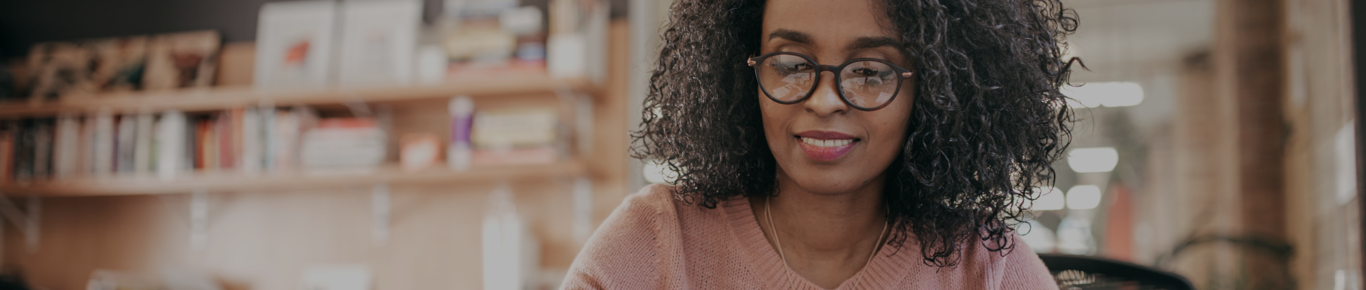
[143, 31, 221, 91]
[335, 0, 420, 87]
[27, 42, 93, 100]
[254, 1, 337, 89]
[87, 36, 149, 93]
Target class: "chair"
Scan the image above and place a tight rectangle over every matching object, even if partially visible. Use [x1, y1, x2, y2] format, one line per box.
[1038, 253, 1195, 290]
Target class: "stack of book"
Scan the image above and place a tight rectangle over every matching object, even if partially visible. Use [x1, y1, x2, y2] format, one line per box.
[469, 107, 562, 165]
[0, 105, 320, 184]
[300, 117, 386, 172]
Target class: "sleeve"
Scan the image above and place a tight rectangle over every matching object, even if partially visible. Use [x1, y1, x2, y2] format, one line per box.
[560, 185, 672, 290]
[995, 234, 1061, 290]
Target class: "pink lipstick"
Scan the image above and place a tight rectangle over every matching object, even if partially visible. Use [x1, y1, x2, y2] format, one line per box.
[795, 131, 858, 162]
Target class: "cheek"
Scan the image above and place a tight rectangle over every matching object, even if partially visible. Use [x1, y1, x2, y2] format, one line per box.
[873, 86, 915, 154]
[758, 92, 789, 138]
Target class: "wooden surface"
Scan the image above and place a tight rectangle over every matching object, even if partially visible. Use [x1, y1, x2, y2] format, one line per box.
[1, 161, 586, 196]
[0, 76, 595, 117]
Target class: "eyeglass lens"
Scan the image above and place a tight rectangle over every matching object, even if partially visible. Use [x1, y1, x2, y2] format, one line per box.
[755, 54, 901, 109]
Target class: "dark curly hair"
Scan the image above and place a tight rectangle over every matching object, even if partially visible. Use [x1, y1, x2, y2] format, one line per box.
[631, 0, 1080, 267]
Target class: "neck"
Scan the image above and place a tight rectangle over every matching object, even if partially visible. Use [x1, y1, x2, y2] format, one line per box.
[751, 168, 889, 288]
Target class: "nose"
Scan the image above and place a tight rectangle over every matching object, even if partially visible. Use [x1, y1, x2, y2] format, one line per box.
[803, 70, 848, 116]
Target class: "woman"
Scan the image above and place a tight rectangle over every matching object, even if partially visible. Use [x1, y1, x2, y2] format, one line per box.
[564, 0, 1078, 288]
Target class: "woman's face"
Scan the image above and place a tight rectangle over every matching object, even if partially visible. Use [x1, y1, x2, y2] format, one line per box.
[759, 0, 915, 195]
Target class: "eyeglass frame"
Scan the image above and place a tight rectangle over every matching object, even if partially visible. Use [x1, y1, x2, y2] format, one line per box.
[746, 51, 915, 111]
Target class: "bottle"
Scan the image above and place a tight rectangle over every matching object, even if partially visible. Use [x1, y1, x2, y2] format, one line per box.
[448, 96, 474, 170]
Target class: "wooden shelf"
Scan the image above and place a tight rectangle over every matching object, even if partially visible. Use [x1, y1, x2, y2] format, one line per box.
[0, 160, 587, 196]
[0, 75, 594, 118]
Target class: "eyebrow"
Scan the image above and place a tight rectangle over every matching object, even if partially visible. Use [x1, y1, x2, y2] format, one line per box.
[768, 29, 902, 51]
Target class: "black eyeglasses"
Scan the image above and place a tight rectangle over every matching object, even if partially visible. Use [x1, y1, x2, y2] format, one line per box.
[747, 52, 914, 111]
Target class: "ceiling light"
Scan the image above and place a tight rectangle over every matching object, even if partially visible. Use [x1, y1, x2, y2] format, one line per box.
[1031, 186, 1066, 211]
[1066, 185, 1103, 210]
[1060, 82, 1144, 108]
[1067, 147, 1119, 173]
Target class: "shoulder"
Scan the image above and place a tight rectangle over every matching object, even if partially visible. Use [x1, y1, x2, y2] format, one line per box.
[561, 184, 684, 289]
[982, 231, 1057, 290]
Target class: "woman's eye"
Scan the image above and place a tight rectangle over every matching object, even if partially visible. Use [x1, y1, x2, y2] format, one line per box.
[852, 67, 881, 76]
[772, 62, 812, 74]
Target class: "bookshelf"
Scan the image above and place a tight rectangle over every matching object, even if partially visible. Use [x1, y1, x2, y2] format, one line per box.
[1, 20, 634, 290]
[0, 75, 603, 197]
[0, 160, 586, 196]
[0, 75, 596, 118]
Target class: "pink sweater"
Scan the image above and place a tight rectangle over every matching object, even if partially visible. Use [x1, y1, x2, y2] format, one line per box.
[562, 184, 1059, 289]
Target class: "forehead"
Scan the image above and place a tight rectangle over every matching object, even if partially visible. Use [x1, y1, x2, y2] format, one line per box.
[762, 0, 896, 45]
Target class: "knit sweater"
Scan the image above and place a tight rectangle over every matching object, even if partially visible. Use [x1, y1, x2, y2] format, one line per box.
[562, 184, 1059, 289]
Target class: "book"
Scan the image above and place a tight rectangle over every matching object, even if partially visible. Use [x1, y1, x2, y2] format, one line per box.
[80, 113, 95, 176]
[93, 111, 115, 176]
[240, 107, 261, 174]
[301, 118, 385, 170]
[0, 128, 12, 185]
[471, 107, 558, 149]
[133, 112, 155, 173]
[116, 114, 136, 173]
[261, 106, 276, 172]
[156, 110, 186, 180]
[217, 110, 233, 170]
[54, 114, 80, 179]
[14, 120, 34, 183]
[34, 118, 53, 180]
[195, 117, 210, 170]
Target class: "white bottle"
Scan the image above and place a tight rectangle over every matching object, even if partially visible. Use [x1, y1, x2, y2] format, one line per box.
[482, 183, 539, 290]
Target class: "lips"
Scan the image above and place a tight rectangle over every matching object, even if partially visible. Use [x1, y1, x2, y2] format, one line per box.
[795, 131, 858, 162]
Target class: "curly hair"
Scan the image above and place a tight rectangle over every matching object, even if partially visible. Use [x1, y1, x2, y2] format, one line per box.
[631, 0, 1080, 267]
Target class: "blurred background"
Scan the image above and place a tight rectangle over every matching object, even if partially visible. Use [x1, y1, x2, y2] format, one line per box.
[0, 0, 1360, 289]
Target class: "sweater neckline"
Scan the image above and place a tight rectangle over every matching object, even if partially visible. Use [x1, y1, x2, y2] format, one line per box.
[723, 196, 916, 290]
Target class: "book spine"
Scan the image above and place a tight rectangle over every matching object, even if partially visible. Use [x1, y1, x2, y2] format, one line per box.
[54, 115, 80, 179]
[116, 114, 136, 173]
[230, 107, 244, 171]
[80, 114, 94, 176]
[261, 106, 276, 173]
[196, 117, 210, 170]
[14, 120, 34, 183]
[156, 110, 186, 180]
[186, 115, 199, 171]
[274, 109, 297, 170]
[240, 107, 260, 174]
[218, 110, 234, 170]
[34, 118, 53, 180]
[133, 112, 154, 174]
[0, 127, 12, 185]
[93, 111, 115, 176]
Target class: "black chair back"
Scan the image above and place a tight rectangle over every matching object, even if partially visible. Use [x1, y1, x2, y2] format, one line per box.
[1039, 253, 1194, 290]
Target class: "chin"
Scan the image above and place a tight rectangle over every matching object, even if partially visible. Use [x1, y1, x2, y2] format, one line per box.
[789, 171, 870, 195]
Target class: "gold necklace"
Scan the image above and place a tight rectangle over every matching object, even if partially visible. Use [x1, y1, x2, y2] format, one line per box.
[765, 195, 888, 289]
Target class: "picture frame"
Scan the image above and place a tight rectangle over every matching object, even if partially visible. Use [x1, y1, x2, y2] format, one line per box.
[335, 0, 421, 87]
[27, 41, 93, 101]
[87, 36, 149, 94]
[142, 31, 221, 91]
[254, 1, 338, 90]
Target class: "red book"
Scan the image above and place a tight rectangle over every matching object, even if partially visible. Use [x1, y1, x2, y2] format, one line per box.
[218, 111, 234, 170]
[195, 118, 210, 170]
[0, 130, 12, 185]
